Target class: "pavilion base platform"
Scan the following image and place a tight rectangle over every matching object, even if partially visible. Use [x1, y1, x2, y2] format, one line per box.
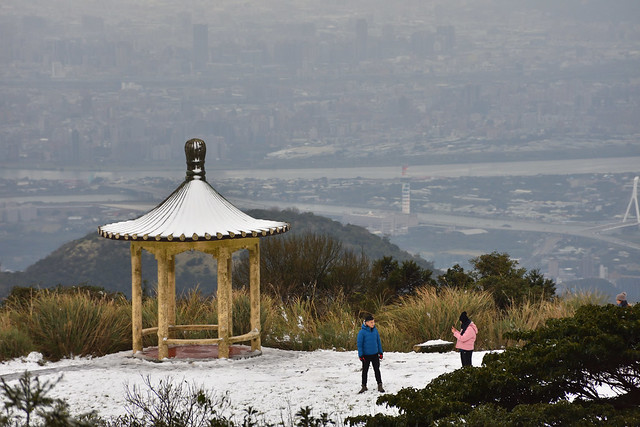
[134, 344, 262, 361]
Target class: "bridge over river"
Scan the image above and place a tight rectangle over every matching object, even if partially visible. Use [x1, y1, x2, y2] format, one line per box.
[230, 198, 640, 253]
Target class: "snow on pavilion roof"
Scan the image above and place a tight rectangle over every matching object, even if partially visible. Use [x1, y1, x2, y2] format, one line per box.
[98, 139, 289, 242]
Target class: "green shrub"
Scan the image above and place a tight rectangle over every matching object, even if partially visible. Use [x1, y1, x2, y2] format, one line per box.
[257, 293, 278, 343]
[382, 287, 495, 351]
[140, 297, 159, 346]
[2, 285, 122, 309]
[12, 290, 131, 361]
[557, 289, 608, 309]
[176, 288, 215, 326]
[173, 288, 218, 340]
[376, 322, 407, 353]
[231, 289, 277, 339]
[314, 297, 358, 350]
[261, 294, 358, 351]
[265, 297, 321, 351]
[461, 401, 640, 427]
[0, 328, 35, 362]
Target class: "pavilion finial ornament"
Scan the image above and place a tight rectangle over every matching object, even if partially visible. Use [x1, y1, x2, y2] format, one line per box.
[185, 138, 207, 181]
[98, 137, 290, 243]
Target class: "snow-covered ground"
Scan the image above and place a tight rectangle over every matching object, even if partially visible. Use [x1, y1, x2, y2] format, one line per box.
[0, 346, 492, 424]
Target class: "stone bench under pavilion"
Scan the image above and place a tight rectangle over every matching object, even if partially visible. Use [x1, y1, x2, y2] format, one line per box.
[98, 138, 289, 360]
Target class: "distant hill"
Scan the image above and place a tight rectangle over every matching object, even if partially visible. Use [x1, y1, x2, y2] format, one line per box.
[0, 209, 431, 298]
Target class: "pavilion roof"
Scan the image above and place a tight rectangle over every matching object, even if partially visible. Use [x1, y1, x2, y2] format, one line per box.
[98, 139, 289, 242]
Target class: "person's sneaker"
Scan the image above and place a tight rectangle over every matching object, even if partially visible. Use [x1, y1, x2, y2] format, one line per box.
[377, 383, 385, 392]
[358, 385, 367, 394]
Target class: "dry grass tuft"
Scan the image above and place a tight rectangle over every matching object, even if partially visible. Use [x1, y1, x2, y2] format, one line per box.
[0, 286, 609, 360]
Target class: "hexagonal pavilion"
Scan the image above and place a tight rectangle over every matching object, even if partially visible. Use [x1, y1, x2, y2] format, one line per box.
[98, 138, 289, 360]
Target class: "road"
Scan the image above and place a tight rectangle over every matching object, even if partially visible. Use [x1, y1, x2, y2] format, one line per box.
[234, 198, 640, 252]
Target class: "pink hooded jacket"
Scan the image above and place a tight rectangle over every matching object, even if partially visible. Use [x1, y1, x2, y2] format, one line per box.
[453, 322, 478, 351]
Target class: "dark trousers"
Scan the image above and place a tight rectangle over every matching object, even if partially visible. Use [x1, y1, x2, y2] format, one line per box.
[460, 350, 473, 367]
[361, 354, 382, 385]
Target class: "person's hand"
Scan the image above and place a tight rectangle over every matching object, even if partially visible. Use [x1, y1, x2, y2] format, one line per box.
[451, 326, 457, 333]
[359, 356, 365, 361]
[378, 353, 383, 360]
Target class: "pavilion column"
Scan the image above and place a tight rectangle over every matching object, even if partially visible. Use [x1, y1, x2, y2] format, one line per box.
[217, 248, 231, 358]
[249, 241, 261, 352]
[227, 253, 233, 337]
[168, 254, 176, 335]
[156, 249, 170, 360]
[131, 244, 143, 354]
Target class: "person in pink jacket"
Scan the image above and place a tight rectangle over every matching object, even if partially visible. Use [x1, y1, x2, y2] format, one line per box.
[451, 311, 478, 367]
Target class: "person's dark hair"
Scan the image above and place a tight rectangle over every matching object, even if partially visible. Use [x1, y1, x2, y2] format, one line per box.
[459, 311, 470, 324]
[459, 311, 471, 335]
[364, 314, 374, 322]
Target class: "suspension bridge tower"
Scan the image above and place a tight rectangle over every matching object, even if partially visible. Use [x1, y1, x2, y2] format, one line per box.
[622, 176, 640, 224]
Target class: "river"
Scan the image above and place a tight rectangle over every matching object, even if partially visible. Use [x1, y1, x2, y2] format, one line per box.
[1, 156, 639, 182]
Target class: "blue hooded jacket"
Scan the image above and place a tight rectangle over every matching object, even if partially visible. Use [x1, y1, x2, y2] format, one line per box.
[357, 322, 383, 357]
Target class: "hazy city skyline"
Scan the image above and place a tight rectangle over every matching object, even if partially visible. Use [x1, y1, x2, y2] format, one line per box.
[1, 0, 639, 169]
[1, 1, 639, 301]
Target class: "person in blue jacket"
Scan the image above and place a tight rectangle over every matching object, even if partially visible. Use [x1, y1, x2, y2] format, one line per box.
[357, 314, 384, 393]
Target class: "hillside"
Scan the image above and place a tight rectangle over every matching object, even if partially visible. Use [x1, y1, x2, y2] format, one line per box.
[0, 209, 431, 298]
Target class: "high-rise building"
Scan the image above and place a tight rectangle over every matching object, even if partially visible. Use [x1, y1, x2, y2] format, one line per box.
[193, 24, 209, 70]
[402, 166, 411, 214]
[581, 251, 595, 278]
[71, 129, 80, 164]
[355, 19, 368, 61]
[599, 265, 609, 280]
[411, 31, 435, 58]
[436, 25, 455, 53]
